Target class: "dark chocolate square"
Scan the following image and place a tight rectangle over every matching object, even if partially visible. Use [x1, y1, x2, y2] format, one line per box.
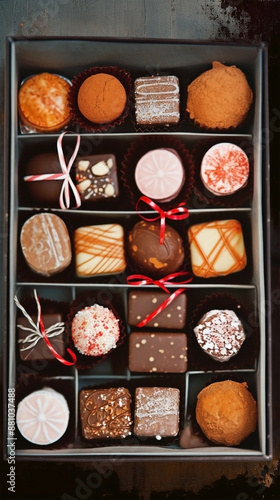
[134, 387, 180, 438]
[75, 154, 119, 202]
[129, 331, 187, 373]
[128, 290, 187, 329]
[17, 314, 66, 361]
[80, 387, 132, 440]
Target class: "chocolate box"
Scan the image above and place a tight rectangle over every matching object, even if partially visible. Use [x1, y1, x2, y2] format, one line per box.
[3, 37, 272, 460]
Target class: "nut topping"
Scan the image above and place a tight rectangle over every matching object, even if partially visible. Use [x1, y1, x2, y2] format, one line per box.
[91, 161, 110, 176]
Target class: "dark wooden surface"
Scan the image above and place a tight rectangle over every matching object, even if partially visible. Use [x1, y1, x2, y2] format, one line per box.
[0, 1, 279, 499]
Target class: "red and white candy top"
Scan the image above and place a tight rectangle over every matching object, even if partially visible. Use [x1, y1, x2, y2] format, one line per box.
[200, 142, 249, 196]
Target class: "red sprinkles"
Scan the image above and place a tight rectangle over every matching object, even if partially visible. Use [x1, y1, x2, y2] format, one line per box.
[200, 142, 249, 196]
[71, 304, 120, 356]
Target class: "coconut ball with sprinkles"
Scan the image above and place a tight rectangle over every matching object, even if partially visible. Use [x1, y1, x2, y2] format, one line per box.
[71, 304, 120, 357]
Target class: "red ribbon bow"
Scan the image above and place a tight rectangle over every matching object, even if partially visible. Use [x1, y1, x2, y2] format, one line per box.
[126, 271, 193, 327]
[136, 196, 189, 244]
[35, 291, 77, 366]
[24, 131, 81, 210]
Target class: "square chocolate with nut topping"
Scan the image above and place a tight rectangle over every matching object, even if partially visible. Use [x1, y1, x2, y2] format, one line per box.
[75, 154, 119, 202]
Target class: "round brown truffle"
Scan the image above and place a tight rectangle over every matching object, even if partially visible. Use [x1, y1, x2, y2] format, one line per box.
[186, 61, 253, 129]
[196, 380, 257, 446]
[77, 73, 127, 124]
[127, 220, 185, 278]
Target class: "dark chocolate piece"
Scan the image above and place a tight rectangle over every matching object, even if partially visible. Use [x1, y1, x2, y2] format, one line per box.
[134, 75, 180, 125]
[129, 331, 187, 373]
[75, 154, 119, 201]
[127, 220, 185, 278]
[128, 290, 187, 329]
[134, 387, 180, 438]
[24, 152, 64, 206]
[17, 314, 66, 361]
[80, 387, 132, 439]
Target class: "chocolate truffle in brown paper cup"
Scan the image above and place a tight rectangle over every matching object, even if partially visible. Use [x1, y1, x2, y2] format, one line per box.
[66, 292, 126, 370]
[191, 139, 254, 208]
[185, 61, 254, 132]
[190, 374, 258, 448]
[125, 218, 192, 281]
[121, 135, 194, 211]
[68, 66, 132, 132]
[188, 292, 260, 372]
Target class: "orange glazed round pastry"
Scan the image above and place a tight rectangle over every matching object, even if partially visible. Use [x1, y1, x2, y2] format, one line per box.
[77, 73, 127, 124]
[186, 61, 253, 130]
[18, 72, 71, 133]
[196, 380, 257, 446]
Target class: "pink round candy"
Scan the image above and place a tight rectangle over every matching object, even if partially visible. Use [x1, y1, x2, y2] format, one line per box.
[135, 148, 185, 202]
[16, 388, 69, 445]
[200, 142, 249, 196]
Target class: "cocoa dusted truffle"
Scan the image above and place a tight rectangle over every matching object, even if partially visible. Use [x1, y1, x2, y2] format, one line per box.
[77, 73, 126, 124]
[195, 380, 257, 446]
[186, 61, 253, 130]
[127, 220, 185, 278]
[194, 309, 246, 362]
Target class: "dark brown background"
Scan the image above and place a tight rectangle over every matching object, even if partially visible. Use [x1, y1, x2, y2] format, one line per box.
[0, 1, 279, 499]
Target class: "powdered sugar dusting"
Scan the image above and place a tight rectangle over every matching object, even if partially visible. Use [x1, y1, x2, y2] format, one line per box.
[72, 304, 120, 356]
[194, 309, 245, 362]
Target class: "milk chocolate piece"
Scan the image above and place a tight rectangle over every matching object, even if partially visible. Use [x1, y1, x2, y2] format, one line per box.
[24, 152, 64, 206]
[129, 332, 187, 373]
[80, 387, 132, 439]
[127, 220, 185, 278]
[74, 223, 126, 277]
[128, 290, 187, 329]
[20, 213, 72, 276]
[17, 313, 66, 361]
[134, 387, 180, 438]
[135, 75, 180, 125]
[188, 219, 247, 278]
[75, 154, 119, 202]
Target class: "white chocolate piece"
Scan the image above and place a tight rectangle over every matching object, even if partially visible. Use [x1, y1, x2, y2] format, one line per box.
[188, 219, 247, 278]
[16, 388, 69, 445]
[135, 148, 185, 202]
[74, 223, 126, 277]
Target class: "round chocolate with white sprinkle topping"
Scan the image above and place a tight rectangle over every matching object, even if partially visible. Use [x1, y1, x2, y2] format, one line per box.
[193, 309, 245, 362]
